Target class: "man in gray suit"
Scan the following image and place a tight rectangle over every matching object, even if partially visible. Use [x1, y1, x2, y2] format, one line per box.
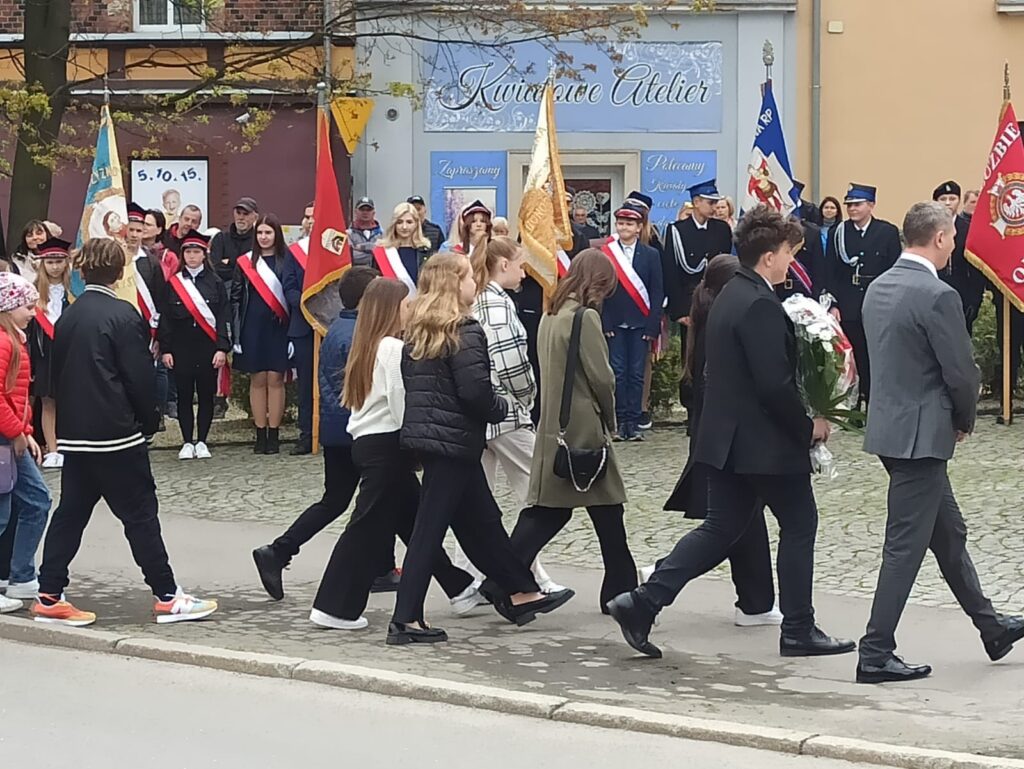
[857, 201, 1024, 684]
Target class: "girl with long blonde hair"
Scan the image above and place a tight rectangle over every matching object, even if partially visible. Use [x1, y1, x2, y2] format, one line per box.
[372, 203, 433, 295]
[389, 253, 574, 645]
[29, 239, 72, 468]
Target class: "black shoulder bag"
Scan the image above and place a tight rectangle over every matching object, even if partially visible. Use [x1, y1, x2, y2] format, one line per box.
[553, 307, 609, 493]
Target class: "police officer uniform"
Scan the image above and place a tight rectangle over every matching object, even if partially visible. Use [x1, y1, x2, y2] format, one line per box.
[662, 180, 733, 410]
[823, 183, 902, 405]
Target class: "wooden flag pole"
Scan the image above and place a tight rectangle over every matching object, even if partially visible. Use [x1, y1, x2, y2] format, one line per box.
[1003, 295, 1012, 425]
[312, 331, 322, 453]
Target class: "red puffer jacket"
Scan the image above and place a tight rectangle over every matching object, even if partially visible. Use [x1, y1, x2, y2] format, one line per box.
[0, 330, 33, 440]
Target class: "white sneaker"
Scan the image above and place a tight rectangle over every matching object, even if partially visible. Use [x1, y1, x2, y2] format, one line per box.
[309, 608, 368, 630]
[5, 579, 39, 599]
[0, 594, 23, 613]
[735, 605, 784, 627]
[178, 443, 195, 460]
[41, 452, 61, 469]
[638, 564, 656, 583]
[193, 442, 212, 459]
[450, 584, 488, 616]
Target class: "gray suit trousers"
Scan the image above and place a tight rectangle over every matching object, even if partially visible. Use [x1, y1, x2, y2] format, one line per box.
[859, 457, 1003, 665]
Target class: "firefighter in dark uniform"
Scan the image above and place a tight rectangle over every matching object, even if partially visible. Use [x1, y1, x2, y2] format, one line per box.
[776, 216, 826, 302]
[823, 183, 902, 407]
[662, 179, 733, 411]
[934, 180, 986, 334]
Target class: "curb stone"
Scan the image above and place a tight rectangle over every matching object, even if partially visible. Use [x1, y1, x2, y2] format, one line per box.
[2, 614, 1022, 769]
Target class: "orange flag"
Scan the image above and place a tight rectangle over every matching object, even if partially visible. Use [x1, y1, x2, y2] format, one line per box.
[301, 108, 352, 335]
[965, 100, 1024, 311]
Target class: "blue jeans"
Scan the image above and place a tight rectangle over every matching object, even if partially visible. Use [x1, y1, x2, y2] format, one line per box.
[607, 326, 647, 438]
[0, 451, 52, 584]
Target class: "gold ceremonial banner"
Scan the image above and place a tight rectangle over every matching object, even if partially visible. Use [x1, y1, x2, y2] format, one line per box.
[330, 97, 374, 156]
[518, 82, 573, 295]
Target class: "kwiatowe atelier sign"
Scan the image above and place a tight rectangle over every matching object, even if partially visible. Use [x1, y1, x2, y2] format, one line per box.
[423, 41, 723, 133]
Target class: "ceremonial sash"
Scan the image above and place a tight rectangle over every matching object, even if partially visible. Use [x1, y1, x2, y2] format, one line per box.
[556, 249, 571, 278]
[34, 306, 56, 340]
[169, 274, 218, 343]
[601, 237, 650, 316]
[237, 253, 289, 324]
[789, 259, 813, 294]
[372, 245, 417, 296]
[135, 260, 159, 337]
[289, 237, 309, 271]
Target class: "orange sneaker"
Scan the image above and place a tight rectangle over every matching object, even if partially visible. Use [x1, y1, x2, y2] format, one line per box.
[31, 596, 97, 627]
[153, 589, 218, 624]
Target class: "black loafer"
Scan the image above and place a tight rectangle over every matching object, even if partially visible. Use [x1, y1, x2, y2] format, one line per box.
[985, 615, 1024, 661]
[507, 588, 575, 627]
[606, 592, 662, 659]
[252, 545, 286, 601]
[386, 622, 448, 645]
[856, 655, 932, 684]
[780, 626, 856, 657]
[371, 569, 402, 594]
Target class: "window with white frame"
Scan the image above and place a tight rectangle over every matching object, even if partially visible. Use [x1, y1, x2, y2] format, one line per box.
[134, 0, 206, 31]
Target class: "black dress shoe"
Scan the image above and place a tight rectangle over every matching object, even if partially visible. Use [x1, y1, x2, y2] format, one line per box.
[386, 622, 448, 645]
[290, 438, 312, 456]
[605, 592, 662, 659]
[984, 615, 1024, 661]
[371, 569, 402, 594]
[780, 626, 857, 657]
[252, 545, 287, 601]
[507, 588, 575, 627]
[476, 584, 514, 623]
[856, 655, 932, 684]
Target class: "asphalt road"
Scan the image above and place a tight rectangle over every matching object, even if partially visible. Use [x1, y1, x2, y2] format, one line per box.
[0, 642, 897, 769]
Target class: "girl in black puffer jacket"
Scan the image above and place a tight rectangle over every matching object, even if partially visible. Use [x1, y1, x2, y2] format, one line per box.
[391, 253, 574, 645]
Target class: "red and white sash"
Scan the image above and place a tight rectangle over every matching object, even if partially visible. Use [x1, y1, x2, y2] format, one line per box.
[601, 236, 650, 316]
[372, 245, 417, 296]
[556, 249, 571, 278]
[169, 274, 218, 343]
[789, 259, 813, 294]
[237, 253, 289, 324]
[289, 237, 309, 271]
[135, 257, 159, 337]
[34, 306, 56, 340]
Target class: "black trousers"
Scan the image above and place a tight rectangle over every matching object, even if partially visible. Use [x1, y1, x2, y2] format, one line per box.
[638, 464, 817, 635]
[485, 505, 637, 610]
[313, 433, 473, 620]
[38, 446, 177, 598]
[0, 515, 14, 581]
[173, 342, 218, 444]
[271, 444, 361, 561]
[392, 454, 539, 625]
[292, 334, 314, 441]
[859, 457, 1003, 665]
[841, 320, 870, 405]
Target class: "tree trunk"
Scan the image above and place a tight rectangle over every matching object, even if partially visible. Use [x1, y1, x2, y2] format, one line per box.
[5, 0, 70, 256]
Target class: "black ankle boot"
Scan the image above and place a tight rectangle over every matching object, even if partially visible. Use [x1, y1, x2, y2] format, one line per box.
[254, 427, 267, 454]
[266, 427, 280, 454]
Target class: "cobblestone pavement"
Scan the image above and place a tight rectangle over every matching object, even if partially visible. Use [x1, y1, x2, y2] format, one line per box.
[55, 415, 1022, 612]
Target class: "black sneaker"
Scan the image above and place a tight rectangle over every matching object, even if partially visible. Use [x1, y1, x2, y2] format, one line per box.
[638, 412, 653, 430]
[252, 545, 288, 601]
[213, 397, 228, 420]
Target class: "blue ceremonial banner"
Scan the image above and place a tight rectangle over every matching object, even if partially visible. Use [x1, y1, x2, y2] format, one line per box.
[422, 41, 723, 134]
[429, 151, 508, 238]
[740, 80, 798, 217]
[641, 150, 717, 234]
[72, 104, 132, 300]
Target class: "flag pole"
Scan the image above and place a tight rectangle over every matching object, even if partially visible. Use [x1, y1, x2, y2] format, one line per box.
[311, 81, 328, 454]
[1002, 63, 1013, 426]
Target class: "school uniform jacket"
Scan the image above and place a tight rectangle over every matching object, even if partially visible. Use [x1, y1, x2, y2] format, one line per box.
[600, 240, 664, 339]
[157, 267, 231, 355]
[823, 218, 902, 322]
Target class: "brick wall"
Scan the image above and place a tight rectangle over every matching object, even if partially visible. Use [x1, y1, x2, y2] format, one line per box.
[0, 0, 325, 35]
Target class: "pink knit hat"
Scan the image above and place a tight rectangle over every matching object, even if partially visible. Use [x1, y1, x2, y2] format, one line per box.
[0, 272, 40, 313]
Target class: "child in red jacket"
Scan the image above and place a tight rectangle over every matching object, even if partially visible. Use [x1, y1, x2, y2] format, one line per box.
[0, 272, 52, 614]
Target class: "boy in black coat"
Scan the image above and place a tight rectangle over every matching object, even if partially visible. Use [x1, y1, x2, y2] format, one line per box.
[32, 238, 218, 627]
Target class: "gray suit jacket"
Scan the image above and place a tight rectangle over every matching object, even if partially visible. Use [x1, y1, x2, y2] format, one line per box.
[862, 257, 979, 460]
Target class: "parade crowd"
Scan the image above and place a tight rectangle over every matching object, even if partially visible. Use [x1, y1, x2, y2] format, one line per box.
[0, 175, 1022, 685]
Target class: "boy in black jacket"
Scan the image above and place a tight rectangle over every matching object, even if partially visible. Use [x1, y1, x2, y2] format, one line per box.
[32, 238, 218, 627]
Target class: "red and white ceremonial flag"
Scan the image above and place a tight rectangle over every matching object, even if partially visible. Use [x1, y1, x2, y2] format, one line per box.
[301, 108, 351, 335]
[965, 99, 1024, 311]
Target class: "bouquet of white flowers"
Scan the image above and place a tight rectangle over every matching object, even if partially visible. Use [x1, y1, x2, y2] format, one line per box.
[781, 294, 862, 478]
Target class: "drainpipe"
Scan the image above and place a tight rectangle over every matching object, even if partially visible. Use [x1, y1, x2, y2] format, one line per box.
[811, 0, 822, 200]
